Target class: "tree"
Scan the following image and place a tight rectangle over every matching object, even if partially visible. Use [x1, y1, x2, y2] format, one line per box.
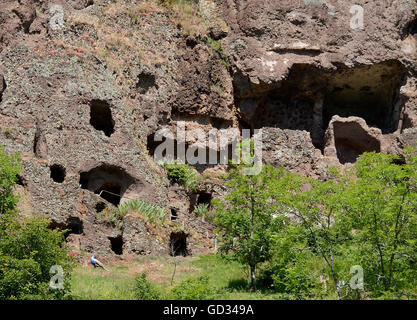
[214, 165, 289, 291]
[0, 148, 73, 299]
[278, 172, 350, 299]
[342, 151, 417, 295]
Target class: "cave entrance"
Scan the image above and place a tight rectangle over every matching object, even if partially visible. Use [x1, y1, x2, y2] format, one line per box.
[95, 201, 106, 213]
[108, 235, 123, 255]
[171, 208, 178, 221]
[49, 217, 83, 239]
[323, 61, 406, 134]
[169, 231, 188, 257]
[242, 64, 327, 150]
[197, 192, 212, 206]
[136, 72, 157, 94]
[332, 121, 381, 164]
[90, 100, 115, 137]
[405, 16, 417, 38]
[50, 164, 66, 183]
[96, 182, 122, 206]
[65, 217, 83, 238]
[0, 76, 6, 103]
[190, 191, 212, 213]
[16, 175, 26, 186]
[238, 61, 406, 152]
[79, 164, 136, 207]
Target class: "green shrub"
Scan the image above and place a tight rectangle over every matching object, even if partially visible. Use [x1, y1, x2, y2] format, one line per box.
[0, 146, 20, 216]
[193, 203, 209, 218]
[193, 203, 216, 223]
[169, 275, 217, 300]
[0, 148, 73, 299]
[162, 161, 199, 190]
[134, 273, 162, 300]
[0, 215, 73, 300]
[98, 199, 167, 227]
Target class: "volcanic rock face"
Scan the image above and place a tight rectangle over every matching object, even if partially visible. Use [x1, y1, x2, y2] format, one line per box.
[0, 0, 417, 255]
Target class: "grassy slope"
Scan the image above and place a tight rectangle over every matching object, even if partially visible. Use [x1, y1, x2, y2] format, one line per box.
[71, 254, 282, 300]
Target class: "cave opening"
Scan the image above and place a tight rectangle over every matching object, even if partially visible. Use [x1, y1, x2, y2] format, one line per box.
[65, 217, 83, 238]
[332, 121, 381, 164]
[171, 208, 178, 221]
[241, 64, 327, 150]
[48, 217, 83, 239]
[108, 235, 123, 255]
[96, 182, 122, 206]
[0, 76, 5, 103]
[169, 231, 188, 257]
[50, 164, 66, 183]
[16, 175, 26, 186]
[189, 191, 212, 213]
[89, 100, 115, 137]
[79, 164, 135, 206]
[238, 61, 406, 152]
[136, 72, 157, 94]
[411, 19, 417, 36]
[197, 192, 212, 206]
[95, 201, 106, 213]
[323, 61, 406, 134]
[405, 16, 417, 38]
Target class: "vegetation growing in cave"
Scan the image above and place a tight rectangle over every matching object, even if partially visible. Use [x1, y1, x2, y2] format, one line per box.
[98, 199, 167, 227]
[162, 161, 199, 191]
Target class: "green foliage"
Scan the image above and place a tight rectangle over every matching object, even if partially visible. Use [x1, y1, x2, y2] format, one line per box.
[193, 202, 216, 223]
[169, 275, 217, 300]
[98, 199, 167, 227]
[0, 149, 73, 299]
[214, 165, 291, 290]
[340, 152, 417, 296]
[163, 161, 199, 191]
[134, 273, 162, 300]
[0, 215, 73, 300]
[117, 199, 167, 224]
[0, 146, 20, 216]
[193, 203, 209, 217]
[259, 226, 325, 299]
[215, 149, 417, 299]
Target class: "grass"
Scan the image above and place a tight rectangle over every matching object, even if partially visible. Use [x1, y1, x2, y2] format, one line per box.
[70, 254, 284, 300]
[97, 199, 167, 228]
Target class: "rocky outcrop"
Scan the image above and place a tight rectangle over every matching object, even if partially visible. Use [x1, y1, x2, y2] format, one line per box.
[1, 0, 417, 256]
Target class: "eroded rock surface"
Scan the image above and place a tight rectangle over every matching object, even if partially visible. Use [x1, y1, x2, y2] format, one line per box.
[0, 0, 416, 256]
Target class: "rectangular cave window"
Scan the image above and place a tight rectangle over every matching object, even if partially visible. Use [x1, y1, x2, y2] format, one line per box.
[50, 164, 66, 183]
[197, 192, 212, 206]
[323, 61, 406, 134]
[171, 208, 178, 221]
[90, 100, 115, 137]
[169, 231, 188, 257]
[108, 235, 123, 255]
